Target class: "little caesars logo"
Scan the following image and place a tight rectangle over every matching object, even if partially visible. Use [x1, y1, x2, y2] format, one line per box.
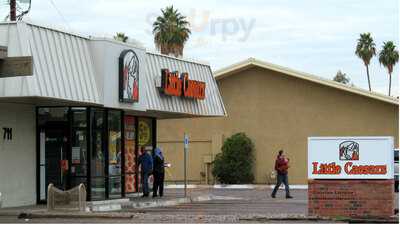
[312, 141, 387, 175]
[339, 141, 359, 161]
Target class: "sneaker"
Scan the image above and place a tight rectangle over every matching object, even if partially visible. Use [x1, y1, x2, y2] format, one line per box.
[286, 195, 293, 199]
[271, 194, 276, 198]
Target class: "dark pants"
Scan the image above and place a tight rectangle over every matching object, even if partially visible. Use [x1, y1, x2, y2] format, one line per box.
[141, 172, 150, 196]
[153, 171, 165, 197]
[271, 173, 290, 197]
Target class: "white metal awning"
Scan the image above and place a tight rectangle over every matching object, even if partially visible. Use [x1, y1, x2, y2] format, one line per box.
[0, 21, 226, 118]
[0, 22, 100, 104]
[144, 52, 226, 117]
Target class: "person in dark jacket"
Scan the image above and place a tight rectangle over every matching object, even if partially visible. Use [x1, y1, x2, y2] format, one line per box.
[271, 150, 293, 199]
[138, 147, 153, 197]
[152, 147, 165, 197]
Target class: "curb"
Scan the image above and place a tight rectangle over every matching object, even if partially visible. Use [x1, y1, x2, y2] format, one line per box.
[239, 214, 399, 223]
[121, 197, 192, 210]
[18, 212, 136, 219]
[164, 184, 309, 189]
[239, 216, 330, 222]
[15, 194, 216, 218]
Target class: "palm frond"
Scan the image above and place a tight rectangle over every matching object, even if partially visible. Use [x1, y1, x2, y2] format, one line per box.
[152, 5, 191, 57]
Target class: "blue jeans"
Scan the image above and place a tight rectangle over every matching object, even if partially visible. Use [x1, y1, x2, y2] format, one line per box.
[142, 172, 150, 196]
[271, 173, 290, 197]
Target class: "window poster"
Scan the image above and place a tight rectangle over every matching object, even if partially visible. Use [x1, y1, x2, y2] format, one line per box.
[108, 131, 118, 164]
[138, 119, 152, 147]
[125, 140, 135, 174]
[124, 116, 136, 193]
[72, 147, 81, 164]
[125, 174, 136, 193]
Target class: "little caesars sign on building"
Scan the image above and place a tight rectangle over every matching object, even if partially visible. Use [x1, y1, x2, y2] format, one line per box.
[307, 137, 395, 218]
[308, 137, 394, 179]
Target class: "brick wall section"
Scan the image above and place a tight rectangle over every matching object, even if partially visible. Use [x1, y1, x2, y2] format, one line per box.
[308, 180, 394, 218]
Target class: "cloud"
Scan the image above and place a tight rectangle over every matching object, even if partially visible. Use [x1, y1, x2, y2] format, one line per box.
[0, 0, 398, 95]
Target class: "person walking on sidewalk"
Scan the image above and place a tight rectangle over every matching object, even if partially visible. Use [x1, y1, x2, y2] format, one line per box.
[152, 147, 165, 197]
[271, 150, 293, 199]
[138, 147, 153, 197]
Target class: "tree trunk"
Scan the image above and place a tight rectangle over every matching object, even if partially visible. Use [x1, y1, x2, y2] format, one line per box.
[366, 64, 372, 91]
[389, 73, 392, 96]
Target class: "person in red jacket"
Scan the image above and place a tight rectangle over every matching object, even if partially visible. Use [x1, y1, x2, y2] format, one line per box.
[271, 150, 293, 199]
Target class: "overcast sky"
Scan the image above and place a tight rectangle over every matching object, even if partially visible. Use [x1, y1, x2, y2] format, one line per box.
[1, 0, 398, 96]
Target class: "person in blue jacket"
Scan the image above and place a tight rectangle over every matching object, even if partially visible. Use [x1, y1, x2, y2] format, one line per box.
[138, 147, 153, 197]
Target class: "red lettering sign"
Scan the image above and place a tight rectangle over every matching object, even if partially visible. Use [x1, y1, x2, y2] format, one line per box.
[312, 162, 341, 174]
[344, 162, 387, 175]
[312, 161, 387, 175]
[161, 69, 206, 100]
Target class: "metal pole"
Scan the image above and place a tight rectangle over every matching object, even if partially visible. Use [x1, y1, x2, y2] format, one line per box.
[184, 133, 187, 197]
[10, 0, 16, 21]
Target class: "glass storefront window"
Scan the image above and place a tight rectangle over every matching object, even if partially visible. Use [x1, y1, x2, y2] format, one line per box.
[108, 176, 122, 198]
[70, 109, 88, 188]
[92, 131, 105, 177]
[72, 109, 87, 127]
[37, 107, 156, 201]
[38, 107, 68, 126]
[93, 110, 104, 129]
[91, 109, 106, 200]
[91, 178, 106, 200]
[108, 110, 122, 198]
[71, 130, 87, 176]
[137, 118, 154, 193]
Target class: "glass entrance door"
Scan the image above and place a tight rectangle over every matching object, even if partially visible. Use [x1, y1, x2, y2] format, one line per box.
[45, 128, 68, 189]
[38, 107, 69, 202]
[39, 125, 69, 201]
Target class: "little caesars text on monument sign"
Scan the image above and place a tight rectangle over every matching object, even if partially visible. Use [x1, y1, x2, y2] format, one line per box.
[308, 137, 395, 218]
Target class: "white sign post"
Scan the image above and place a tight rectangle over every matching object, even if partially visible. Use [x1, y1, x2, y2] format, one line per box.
[184, 133, 189, 197]
[308, 136, 394, 179]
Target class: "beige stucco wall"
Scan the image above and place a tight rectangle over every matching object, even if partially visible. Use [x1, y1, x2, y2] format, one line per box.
[157, 66, 399, 185]
[0, 103, 36, 207]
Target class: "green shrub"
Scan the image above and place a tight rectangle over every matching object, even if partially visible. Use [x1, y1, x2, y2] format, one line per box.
[212, 132, 255, 184]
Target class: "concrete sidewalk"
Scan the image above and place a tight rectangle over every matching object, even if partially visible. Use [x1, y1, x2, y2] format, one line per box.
[0, 188, 397, 223]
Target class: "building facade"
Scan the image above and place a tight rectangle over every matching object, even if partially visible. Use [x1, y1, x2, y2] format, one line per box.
[157, 58, 399, 185]
[0, 21, 225, 207]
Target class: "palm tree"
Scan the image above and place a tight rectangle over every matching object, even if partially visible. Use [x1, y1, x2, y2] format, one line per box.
[153, 6, 191, 57]
[114, 32, 128, 43]
[355, 33, 376, 91]
[379, 41, 399, 96]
